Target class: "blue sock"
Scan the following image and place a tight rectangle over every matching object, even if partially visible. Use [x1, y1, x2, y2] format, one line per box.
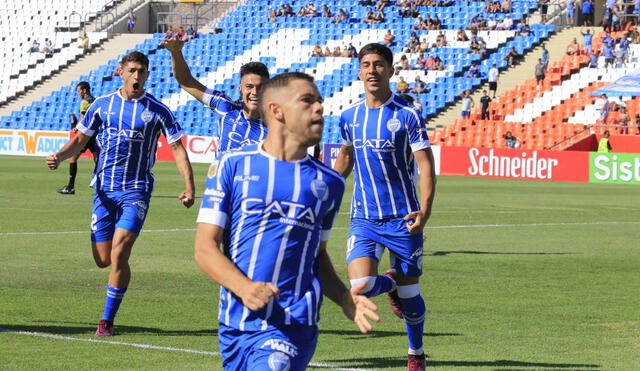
[365, 275, 395, 298]
[101, 284, 127, 322]
[400, 294, 426, 352]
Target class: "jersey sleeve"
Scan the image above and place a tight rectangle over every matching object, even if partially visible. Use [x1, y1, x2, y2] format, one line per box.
[339, 111, 353, 146]
[406, 109, 430, 153]
[157, 106, 184, 144]
[319, 177, 345, 242]
[196, 155, 234, 228]
[202, 88, 238, 115]
[79, 99, 91, 115]
[76, 101, 103, 136]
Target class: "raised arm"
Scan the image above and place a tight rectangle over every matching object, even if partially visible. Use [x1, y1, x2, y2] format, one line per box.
[162, 37, 208, 103]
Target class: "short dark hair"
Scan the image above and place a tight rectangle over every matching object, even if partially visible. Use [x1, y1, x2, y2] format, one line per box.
[76, 81, 91, 93]
[258, 72, 315, 115]
[358, 43, 393, 66]
[240, 62, 270, 79]
[120, 51, 149, 69]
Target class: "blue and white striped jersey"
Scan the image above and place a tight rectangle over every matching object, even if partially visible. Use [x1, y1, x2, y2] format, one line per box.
[196, 143, 345, 331]
[340, 94, 430, 220]
[202, 89, 267, 154]
[77, 90, 184, 193]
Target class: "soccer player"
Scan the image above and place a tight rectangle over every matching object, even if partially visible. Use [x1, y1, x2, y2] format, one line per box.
[57, 81, 99, 195]
[46, 51, 196, 337]
[194, 72, 379, 370]
[333, 43, 436, 371]
[162, 37, 269, 155]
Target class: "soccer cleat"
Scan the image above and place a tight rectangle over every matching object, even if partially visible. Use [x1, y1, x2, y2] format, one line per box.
[94, 320, 114, 337]
[407, 353, 426, 371]
[384, 270, 403, 319]
[57, 186, 75, 195]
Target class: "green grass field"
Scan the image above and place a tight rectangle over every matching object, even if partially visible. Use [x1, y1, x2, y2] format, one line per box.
[1, 156, 638, 370]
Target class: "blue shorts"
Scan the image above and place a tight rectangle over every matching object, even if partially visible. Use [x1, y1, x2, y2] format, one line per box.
[461, 111, 470, 118]
[347, 217, 424, 277]
[91, 189, 151, 242]
[218, 324, 318, 371]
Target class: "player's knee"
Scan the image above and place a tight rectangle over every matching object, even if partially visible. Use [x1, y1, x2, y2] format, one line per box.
[397, 283, 421, 299]
[94, 258, 110, 268]
[349, 276, 377, 295]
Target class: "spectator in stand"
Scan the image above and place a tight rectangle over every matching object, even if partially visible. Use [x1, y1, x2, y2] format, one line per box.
[433, 56, 445, 70]
[498, 15, 513, 30]
[374, 8, 386, 23]
[480, 90, 492, 120]
[566, 0, 575, 25]
[384, 29, 395, 46]
[268, 7, 277, 22]
[456, 29, 469, 41]
[322, 4, 332, 17]
[541, 45, 549, 68]
[582, 28, 593, 53]
[466, 61, 481, 78]
[405, 32, 420, 53]
[331, 8, 348, 23]
[362, 8, 376, 23]
[164, 26, 174, 41]
[78, 33, 90, 52]
[177, 26, 186, 40]
[504, 131, 519, 148]
[566, 37, 580, 55]
[602, 40, 615, 68]
[539, 0, 549, 23]
[185, 25, 197, 41]
[487, 15, 497, 30]
[516, 20, 531, 36]
[396, 76, 409, 93]
[535, 58, 546, 84]
[504, 47, 520, 66]
[598, 130, 612, 152]
[277, 3, 294, 17]
[425, 54, 436, 70]
[375, 0, 390, 11]
[460, 90, 474, 118]
[617, 106, 630, 134]
[311, 44, 323, 57]
[414, 16, 428, 30]
[419, 37, 429, 53]
[127, 8, 136, 33]
[589, 50, 599, 67]
[412, 95, 424, 115]
[359, 0, 374, 4]
[41, 38, 54, 54]
[395, 55, 410, 72]
[502, 0, 512, 12]
[617, 34, 630, 65]
[582, 0, 594, 26]
[414, 53, 427, 69]
[324, 46, 332, 57]
[488, 64, 499, 98]
[410, 76, 427, 94]
[333, 46, 342, 57]
[602, 6, 613, 32]
[29, 40, 40, 53]
[341, 46, 350, 57]
[612, 5, 622, 31]
[436, 32, 447, 47]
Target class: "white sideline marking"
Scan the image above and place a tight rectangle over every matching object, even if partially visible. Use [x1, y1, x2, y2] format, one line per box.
[0, 328, 372, 371]
[1, 221, 639, 236]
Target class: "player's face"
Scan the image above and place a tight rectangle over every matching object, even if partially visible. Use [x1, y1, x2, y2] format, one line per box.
[239, 73, 267, 114]
[76, 86, 86, 98]
[119, 61, 149, 97]
[280, 79, 324, 146]
[358, 53, 393, 95]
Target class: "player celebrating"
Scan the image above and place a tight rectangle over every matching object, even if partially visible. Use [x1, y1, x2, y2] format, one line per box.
[57, 81, 99, 195]
[162, 37, 269, 154]
[334, 43, 436, 371]
[194, 72, 379, 370]
[46, 51, 195, 337]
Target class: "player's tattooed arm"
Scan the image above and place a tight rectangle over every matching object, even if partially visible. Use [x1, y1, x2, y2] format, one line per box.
[194, 223, 279, 311]
[404, 148, 436, 234]
[46, 132, 91, 170]
[317, 242, 380, 333]
[333, 144, 355, 178]
[162, 37, 208, 104]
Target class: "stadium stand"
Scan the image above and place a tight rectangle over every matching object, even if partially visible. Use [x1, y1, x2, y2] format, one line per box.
[0, 0, 116, 104]
[0, 0, 568, 147]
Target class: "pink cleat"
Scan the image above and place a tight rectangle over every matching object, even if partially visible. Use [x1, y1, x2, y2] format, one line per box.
[407, 353, 426, 371]
[94, 320, 114, 337]
[384, 270, 403, 319]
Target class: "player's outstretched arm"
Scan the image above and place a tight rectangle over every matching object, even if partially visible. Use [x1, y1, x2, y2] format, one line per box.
[333, 144, 355, 178]
[194, 223, 279, 311]
[46, 132, 91, 170]
[169, 141, 195, 208]
[317, 242, 379, 333]
[404, 148, 436, 234]
[162, 37, 208, 104]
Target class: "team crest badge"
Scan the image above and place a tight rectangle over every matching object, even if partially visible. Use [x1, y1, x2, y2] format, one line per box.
[207, 163, 218, 178]
[267, 352, 291, 371]
[386, 118, 401, 132]
[132, 201, 148, 220]
[141, 109, 154, 123]
[310, 179, 329, 201]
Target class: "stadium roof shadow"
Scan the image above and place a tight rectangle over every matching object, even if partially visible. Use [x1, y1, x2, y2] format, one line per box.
[428, 251, 573, 256]
[323, 356, 601, 369]
[1, 323, 215, 337]
[319, 329, 460, 340]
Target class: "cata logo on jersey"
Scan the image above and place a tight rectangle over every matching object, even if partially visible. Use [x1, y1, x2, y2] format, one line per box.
[352, 138, 395, 152]
[107, 128, 145, 142]
[241, 198, 317, 230]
